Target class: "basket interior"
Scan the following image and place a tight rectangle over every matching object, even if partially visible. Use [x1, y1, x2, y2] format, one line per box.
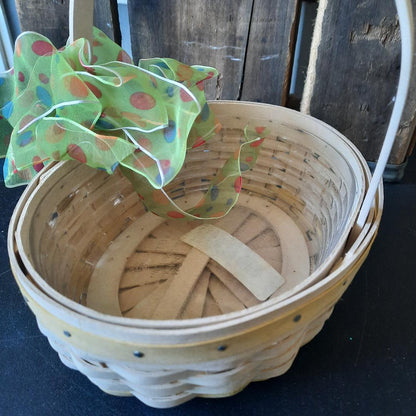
[18, 102, 364, 320]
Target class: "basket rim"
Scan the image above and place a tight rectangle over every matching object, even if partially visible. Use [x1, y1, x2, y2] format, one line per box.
[8, 180, 382, 344]
[9, 101, 380, 336]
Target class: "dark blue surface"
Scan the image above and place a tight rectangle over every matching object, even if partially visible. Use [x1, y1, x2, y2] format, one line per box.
[0, 155, 415, 415]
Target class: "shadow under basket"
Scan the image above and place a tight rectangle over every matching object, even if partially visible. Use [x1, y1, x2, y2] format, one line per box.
[8, 101, 382, 408]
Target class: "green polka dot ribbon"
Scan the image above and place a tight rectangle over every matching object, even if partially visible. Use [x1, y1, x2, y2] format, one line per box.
[0, 27, 267, 219]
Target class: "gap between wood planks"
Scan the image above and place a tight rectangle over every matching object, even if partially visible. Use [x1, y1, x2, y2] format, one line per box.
[236, 0, 256, 101]
[237, 0, 302, 106]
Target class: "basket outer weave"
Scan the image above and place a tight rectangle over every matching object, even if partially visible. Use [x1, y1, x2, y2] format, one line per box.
[9, 208, 380, 407]
[7, 102, 382, 408]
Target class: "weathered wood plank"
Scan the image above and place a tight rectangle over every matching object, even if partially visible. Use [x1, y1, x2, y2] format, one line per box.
[240, 0, 301, 105]
[15, 0, 120, 46]
[302, 0, 416, 165]
[16, 0, 70, 47]
[93, 0, 121, 43]
[128, 0, 253, 99]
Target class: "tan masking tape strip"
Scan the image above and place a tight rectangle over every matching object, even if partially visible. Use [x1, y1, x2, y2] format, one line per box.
[181, 224, 285, 301]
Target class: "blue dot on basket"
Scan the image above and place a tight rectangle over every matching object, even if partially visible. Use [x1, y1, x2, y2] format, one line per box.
[163, 120, 176, 143]
[36, 86, 52, 107]
[17, 130, 33, 147]
[226, 198, 233, 206]
[210, 185, 219, 201]
[2, 101, 13, 119]
[200, 102, 210, 122]
[0, 77, 4, 87]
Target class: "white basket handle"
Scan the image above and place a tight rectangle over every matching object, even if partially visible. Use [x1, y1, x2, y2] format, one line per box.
[357, 0, 414, 228]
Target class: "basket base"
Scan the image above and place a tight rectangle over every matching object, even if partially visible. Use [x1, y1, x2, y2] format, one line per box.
[37, 306, 334, 408]
[86, 190, 311, 320]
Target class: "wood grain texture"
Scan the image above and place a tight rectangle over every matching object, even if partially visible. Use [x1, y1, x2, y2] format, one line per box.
[93, 0, 121, 43]
[302, 0, 416, 164]
[240, 0, 300, 105]
[128, 0, 253, 99]
[16, 0, 70, 47]
[395, 0, 416, 161]
[15, 0, 120, 46]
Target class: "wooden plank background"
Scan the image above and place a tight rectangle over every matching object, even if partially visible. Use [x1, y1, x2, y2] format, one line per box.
[128, 0, 254, 100]
[15, 0, 120, 46]
[302, 0, 416, 164]
[13, 0, 416, 168]
[240, 0, 300, 105]
[129, 1, 300, 103]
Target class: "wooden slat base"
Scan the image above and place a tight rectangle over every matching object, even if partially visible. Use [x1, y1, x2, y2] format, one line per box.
[86, 192, 310, 319]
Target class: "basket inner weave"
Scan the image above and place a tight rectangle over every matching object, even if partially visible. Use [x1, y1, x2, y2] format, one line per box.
[21, 105, 362, 320]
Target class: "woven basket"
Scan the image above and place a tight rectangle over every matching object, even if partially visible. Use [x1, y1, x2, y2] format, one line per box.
[8, 101, 382, 408]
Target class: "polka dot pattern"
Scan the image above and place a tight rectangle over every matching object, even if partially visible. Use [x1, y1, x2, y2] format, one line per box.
[210, 186, 219, 201]
[152, 189, 170, 205]
[45, 123, 66, 143]
[65, 76, 89, 98]
[32, 155, 45, 172]
[117, 50, 132, 63]
[32, 40, 54, 56]
[200, 103, 210, 122]
[39, 73, 49, 84]
[95, 134, 117, 151]
[36, 86, 52, 106]
[19, 115, 36, 131]
[180, 88, 193, 102]
[67, 144, 87, 164]
[163, 120, 176, 143]
[234, 176, 242, 193]
[130, 92, 156, 110]
[176, 64, 193, 81]
[85, 81, 102, 98]
[133, 152, 156, 169]
[166, 86, 174, 97]
[250, 138, 264, 148]
[16, 130, 33, 147]
[2, 101, 13, 119]
[1, 27, 266, 221]
[167, 211, 186, 219]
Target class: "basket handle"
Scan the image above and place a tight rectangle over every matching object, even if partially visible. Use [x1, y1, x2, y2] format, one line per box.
[69, 0, 94, 44]
[356, 0, 414, 228]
